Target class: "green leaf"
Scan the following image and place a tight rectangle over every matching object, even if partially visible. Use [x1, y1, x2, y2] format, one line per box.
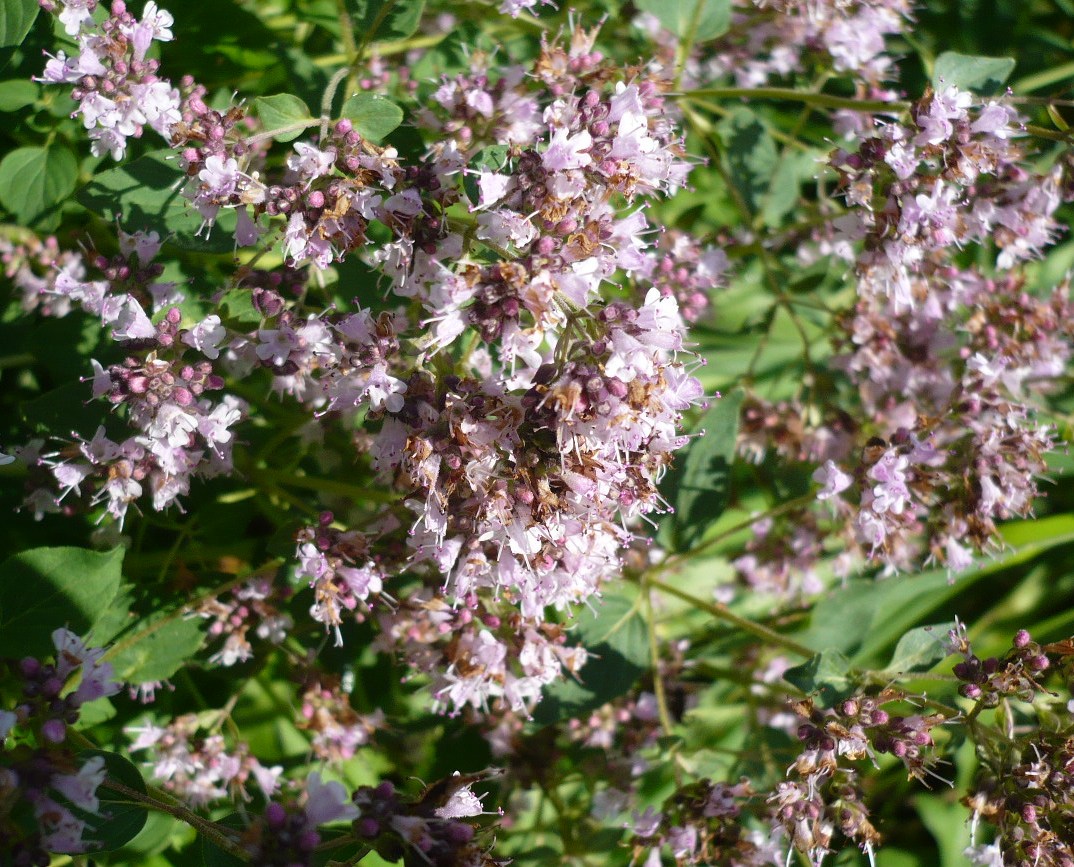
[882, 624, 953, 674]
[108, 615, 205, 684]
[791, 514, 1074, 667]
[933, 52, 1016, 95]
[340, 93, 404, 142]
[761, 151, 816, 228]
[0, 0, 38, 48]
[77, 150, 237, 253]
[533, 593, 650, 725]
[75, 697, 117, 729]
[668, 389, 745, 552]
[218, 287, 263, 328]
[635, 0, 731, 41]
[783, 650, 854, 702]
[201, 813, 247, 867]
[0, 547, 124, 659]
[20, 380, 96, 437]
[252, 94, 313, 142]
[914, 795, 971, 867]
[0, 79, 37, 112]
[0, 145, 78, 227]
[71, 751, 148, 852]
[346, 0, 426, 42]
[718, 108, 778, 216]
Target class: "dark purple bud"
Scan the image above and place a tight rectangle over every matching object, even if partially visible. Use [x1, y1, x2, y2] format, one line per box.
[265, 802, 287, 828]
[356, 817, 380, 838]
[42, 718, 67, 743]
[445, 822, 474, 844]
[41, 677, 63, 699]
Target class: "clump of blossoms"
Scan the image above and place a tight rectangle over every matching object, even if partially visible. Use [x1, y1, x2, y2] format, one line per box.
[29, 21, 707, 732]
[8, 227, 245, 527]
[351, 773, 504, 866]
[127, 713, 282, 806]
[724, 86, 1074, 596]
[639, 0, 911, 93]
[0, 630, 120, 858]
[947, 626, 1074, 867]
[295, 674, 385, 762]
[8, 0, 1074, 866]
[37, 0, 179, 160]
[197, 576, 293, 667]
[626, 686, 950, 866]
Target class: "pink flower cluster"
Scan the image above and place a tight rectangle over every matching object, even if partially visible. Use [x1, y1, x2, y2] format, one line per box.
[37, 0, 180, 160]
[128, 713, 282, 806]
[640, 0, 912, 92]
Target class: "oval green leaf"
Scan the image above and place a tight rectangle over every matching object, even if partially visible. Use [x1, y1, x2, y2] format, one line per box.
[340, 93, 404, 142]
[0, 145, 78, 227]
[70, 750, 149, 853]
[635, 0, 730, 42]
[933, 52, 1016, 95]
[532, 593, 650, 725]
[253, 93, 314, 142]
[0, 0, 39, 48]
[0, 546, 124, 658]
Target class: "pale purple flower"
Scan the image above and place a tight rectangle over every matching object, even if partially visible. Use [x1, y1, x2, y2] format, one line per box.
[304, 773, 359, 825]
[542, 127, 593, 171]
[182, 315, 227, 359]
[287, 143, 336, 184]
[57, 0, 96, 36]
[51, 756, 107, 814]
[101, 294, 155, 341]
[813, 460, 853, 500]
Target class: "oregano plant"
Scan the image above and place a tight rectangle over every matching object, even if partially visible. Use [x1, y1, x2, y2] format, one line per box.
[2, 1, 1074, 865]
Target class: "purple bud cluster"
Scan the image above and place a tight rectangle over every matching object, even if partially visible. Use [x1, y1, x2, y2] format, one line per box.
[0, 630, 120, 858]
[351, 775, 503, 867]
[238, 774, 358, 867]
[948, 624, 1052, 706]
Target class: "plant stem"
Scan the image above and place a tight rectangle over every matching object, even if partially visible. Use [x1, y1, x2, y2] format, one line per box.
[642, 580, 677, 739]
[679, 87, 910, 114]
[246, 465, 400, 503]
[321, 66, 352, 139]
[102, 777, 251, 861]
[646, 577, 816, 658]
[245, 119, 322, 147]
[68, 731, 250, 860]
